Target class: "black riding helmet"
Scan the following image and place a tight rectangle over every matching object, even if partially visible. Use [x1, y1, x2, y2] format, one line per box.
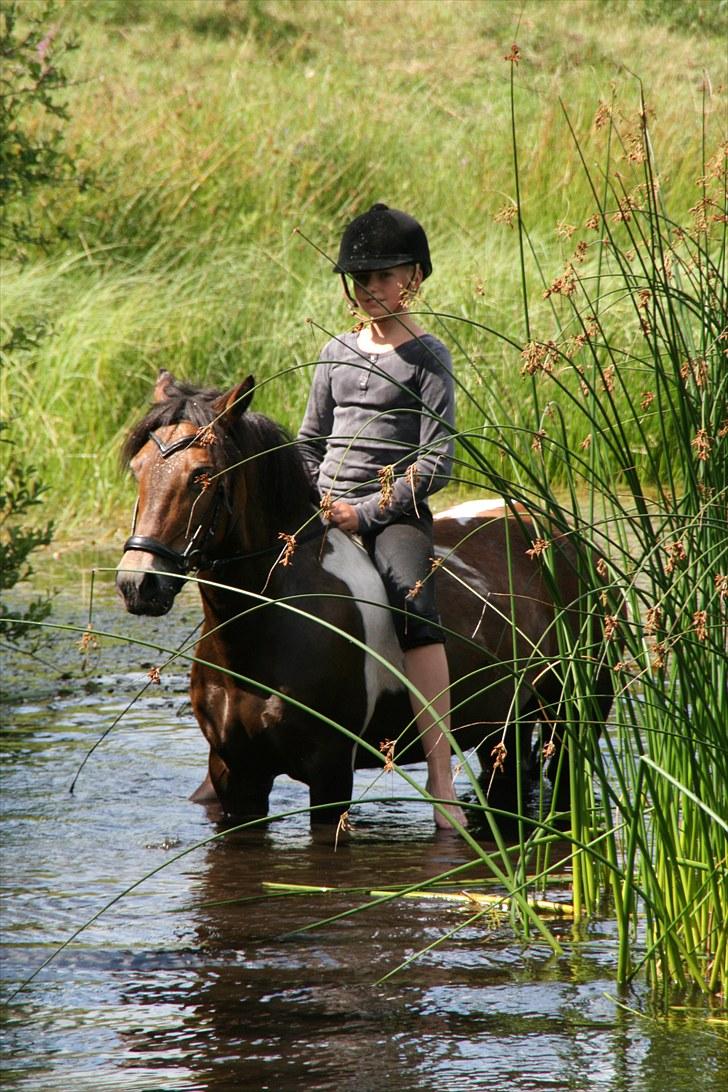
[334, 203, 432, 280]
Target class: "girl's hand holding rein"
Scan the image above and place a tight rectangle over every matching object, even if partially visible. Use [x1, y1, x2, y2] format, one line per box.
[327, 500, 360, 533]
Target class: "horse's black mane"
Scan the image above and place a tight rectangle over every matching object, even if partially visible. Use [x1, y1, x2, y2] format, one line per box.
[123, 377, 317, 526]
[122, 379, 227, 463]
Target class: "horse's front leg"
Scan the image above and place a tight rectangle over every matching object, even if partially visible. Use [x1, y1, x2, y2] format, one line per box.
[188, 752, 272, 816]
[189, 763, 218, 804]
[308, 762, 354, 825]
[191, 663, 277, 820]
[208, 750, 274, 821]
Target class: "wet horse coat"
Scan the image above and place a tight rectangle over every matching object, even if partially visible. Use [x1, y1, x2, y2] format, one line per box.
[116, 373, 612, 823]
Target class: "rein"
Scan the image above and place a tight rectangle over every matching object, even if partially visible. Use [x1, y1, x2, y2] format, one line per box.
[122, 427, 325, 575]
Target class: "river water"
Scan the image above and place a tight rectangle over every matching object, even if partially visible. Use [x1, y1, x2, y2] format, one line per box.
[1, 549, 726, 1091]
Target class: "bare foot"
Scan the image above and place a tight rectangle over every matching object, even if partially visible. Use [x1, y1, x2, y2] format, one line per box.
[434, 800, 468, 830]
[427, 779, 468, 830]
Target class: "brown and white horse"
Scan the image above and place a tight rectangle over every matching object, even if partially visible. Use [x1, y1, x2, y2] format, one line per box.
[116, 372, 612, 826]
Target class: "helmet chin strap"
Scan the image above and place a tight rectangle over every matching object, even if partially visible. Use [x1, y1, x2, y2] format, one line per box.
[341, 272, 356, 307]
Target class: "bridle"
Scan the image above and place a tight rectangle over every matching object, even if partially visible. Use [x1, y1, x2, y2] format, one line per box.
[122, 427, 326, 576]
[122, 428, 227, 576]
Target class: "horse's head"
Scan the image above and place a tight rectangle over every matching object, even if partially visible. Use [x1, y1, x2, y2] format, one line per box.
[116, 371, 255, 615]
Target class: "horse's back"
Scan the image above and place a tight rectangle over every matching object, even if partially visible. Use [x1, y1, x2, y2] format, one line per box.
[433, 501, 544, 635]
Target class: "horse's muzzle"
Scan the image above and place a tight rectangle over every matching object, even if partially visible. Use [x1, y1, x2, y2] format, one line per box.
[115, 560, 184, 616]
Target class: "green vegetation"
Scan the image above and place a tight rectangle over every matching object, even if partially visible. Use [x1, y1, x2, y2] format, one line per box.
[0, 421, 54, 644]
[0, 0, 86, 253]
[2, 0, 725, 523]
[1, 0, 83, 644]
[3, 0, 726, 1004]
[450, 65, 727, 997]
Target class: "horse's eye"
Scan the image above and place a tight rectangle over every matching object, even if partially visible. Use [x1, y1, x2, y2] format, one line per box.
[189, 468, 213, 492]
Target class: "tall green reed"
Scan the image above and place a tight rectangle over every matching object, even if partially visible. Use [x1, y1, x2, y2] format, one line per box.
[443, 63, 727, 996]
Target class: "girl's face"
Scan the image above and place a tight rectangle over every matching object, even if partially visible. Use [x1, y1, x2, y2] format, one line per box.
[350, 263, 421, 319]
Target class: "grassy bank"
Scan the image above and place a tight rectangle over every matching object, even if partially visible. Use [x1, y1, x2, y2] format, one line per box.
[2, 0, 726, 526]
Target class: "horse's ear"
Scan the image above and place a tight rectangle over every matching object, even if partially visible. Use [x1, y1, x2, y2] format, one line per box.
[153, 369, 175, 402]
[213, 375, 255, 421]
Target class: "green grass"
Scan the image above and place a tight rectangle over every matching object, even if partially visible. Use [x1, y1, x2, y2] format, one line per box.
[2, 0, 726, 526]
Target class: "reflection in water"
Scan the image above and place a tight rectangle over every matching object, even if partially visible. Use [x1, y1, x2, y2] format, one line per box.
[2, 572, 727, 1091]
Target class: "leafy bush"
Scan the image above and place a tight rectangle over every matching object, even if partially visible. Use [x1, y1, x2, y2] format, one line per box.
[0, 0, 90, 257]
[1, 0, 87, 641]
[0, 422, 54, 645]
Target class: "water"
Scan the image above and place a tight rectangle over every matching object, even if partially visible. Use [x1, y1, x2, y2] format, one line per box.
[2, 550, 727, 1091]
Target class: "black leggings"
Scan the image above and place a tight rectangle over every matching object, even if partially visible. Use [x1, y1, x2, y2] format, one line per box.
[361, 510, 443, 651]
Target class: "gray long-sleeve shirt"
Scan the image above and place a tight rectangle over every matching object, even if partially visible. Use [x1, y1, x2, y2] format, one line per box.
[297, 331, 455, 534]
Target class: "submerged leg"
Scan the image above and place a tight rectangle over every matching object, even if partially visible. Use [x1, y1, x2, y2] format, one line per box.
[405, 643, 467, 831]
[308, 764, 354, 825]
[189, 759, 219, 804]
[477, 715, 534, 829]
[208, 751, 273, 821]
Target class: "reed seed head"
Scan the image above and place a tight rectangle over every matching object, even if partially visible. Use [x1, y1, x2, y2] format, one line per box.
[692, 610, 708, 642]
[593, 101, 611, 130]
[377, 465, 395, 509]
[696, 141, 728, 187]
[277, 531, 297, 566]
[651, 641, 667, 671]
[404, 464, 420, 491]
[490, 740, 507, 774]
[645, 606, 663, 635]
[691, 427, 713, 462]
[406, 579, 423, 600]
[665, 540, 687, 574]
[494, 203, 517, 228]
[521, 340, 557, 375]
[526, 538, 550, 559]
[544, 264, 577, 299]
[532, 429, 546, 453]
[680, 357, 709, 388]
[78, 624, 98, 655]
[335, 810, 351, 849]
[379, 739, 396, 772]
[194, 424, 216, 448]
[601, 365, 616, 394]
[572, 240, 588, 264]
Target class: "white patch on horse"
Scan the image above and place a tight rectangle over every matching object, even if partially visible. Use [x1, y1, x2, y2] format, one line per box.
[434, 548, 491, 599]
[321, 531, 404, 732]
[435, 497, 506, 523]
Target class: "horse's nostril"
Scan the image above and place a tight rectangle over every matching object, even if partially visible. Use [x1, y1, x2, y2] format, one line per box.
[115, 567, 178, 616]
